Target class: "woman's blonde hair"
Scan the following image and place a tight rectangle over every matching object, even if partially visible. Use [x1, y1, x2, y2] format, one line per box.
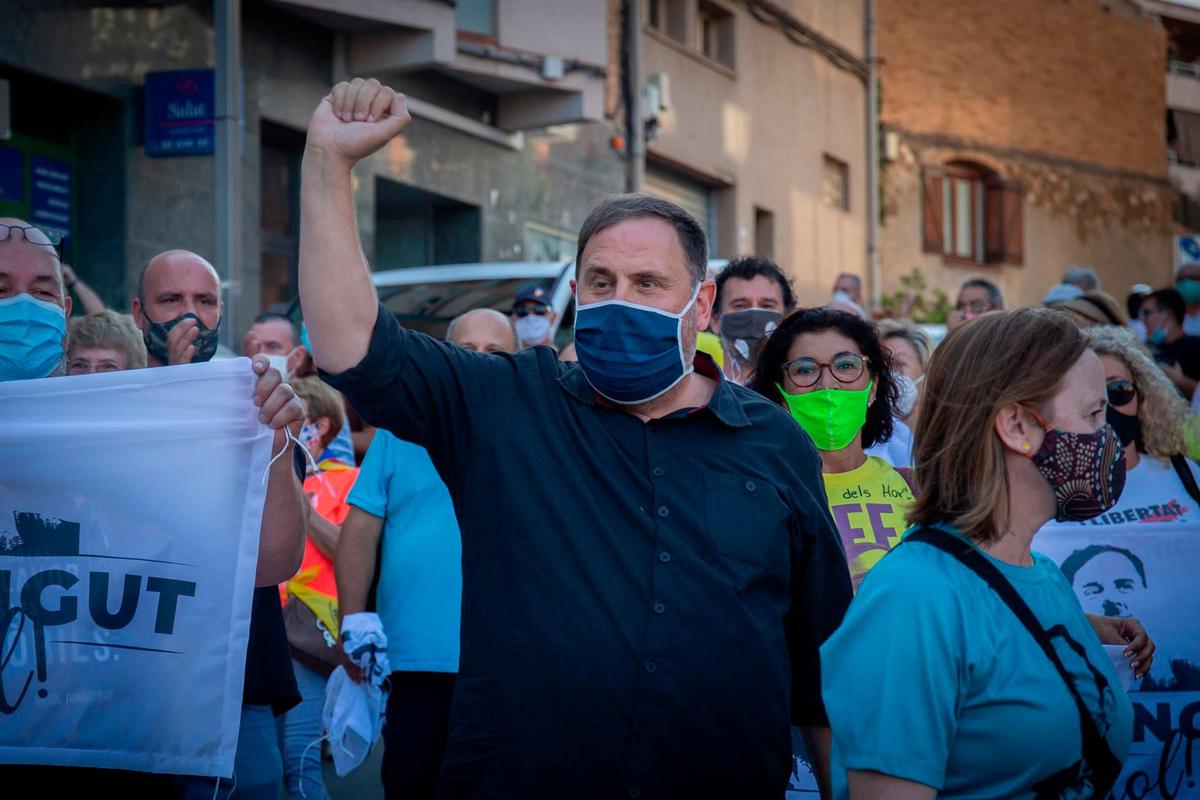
[67, 310, 148, 370]
[909, 307, 1087, 544]
[288, 376, 346, 447]
[1085, 325, 1189, 461]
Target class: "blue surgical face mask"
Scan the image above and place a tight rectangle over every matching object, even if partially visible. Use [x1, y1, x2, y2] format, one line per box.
[0, 293, 67, 382]
[573, 284, 701, 405]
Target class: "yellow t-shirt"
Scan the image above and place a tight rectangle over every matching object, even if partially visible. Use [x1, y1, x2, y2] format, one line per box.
[696, 330, 725, 369]
[822, 456, 914, 590]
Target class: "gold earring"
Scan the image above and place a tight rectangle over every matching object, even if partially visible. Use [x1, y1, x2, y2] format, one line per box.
[1021, 442, 1031, 452]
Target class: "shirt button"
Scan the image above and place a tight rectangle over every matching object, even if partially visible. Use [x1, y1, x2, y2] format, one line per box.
[643, 659, 657, 673]
[652, 466, 664, 477]
[657, 505, 670, 518]
[628, 787, 641, 798]
[659, 550, 671, 563]
[653, 601, 666, 614]
[745, 480, 757, 492]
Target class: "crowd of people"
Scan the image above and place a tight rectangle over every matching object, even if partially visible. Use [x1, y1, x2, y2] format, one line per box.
[3, 74, 1196, 799]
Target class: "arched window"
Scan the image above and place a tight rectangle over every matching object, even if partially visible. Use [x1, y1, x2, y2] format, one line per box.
[921, 161, 1023, 266]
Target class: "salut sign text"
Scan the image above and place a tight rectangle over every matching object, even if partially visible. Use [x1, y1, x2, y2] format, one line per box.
[0, 512, 196, 714]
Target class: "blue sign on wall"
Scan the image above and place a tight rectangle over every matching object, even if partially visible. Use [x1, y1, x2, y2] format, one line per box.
[29, 154, 71, 251]
[145, 69, 215, 157]
[0, 146, 22, 203]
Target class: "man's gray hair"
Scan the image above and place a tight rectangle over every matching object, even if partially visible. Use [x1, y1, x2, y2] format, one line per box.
[1062, 265, 1100, 292]
[575, 194, 708, 285]
[876, 318, 932, 368]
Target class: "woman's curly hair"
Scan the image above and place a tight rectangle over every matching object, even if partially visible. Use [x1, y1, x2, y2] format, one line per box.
[1085, 325, 1190, 461]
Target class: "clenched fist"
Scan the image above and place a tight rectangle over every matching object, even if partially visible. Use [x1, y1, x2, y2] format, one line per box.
[305, 77, 412, 168]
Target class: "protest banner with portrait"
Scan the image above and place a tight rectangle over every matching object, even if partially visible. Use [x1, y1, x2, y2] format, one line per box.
[1037, 521, 1200, 800]
[0, 359, 271, 777]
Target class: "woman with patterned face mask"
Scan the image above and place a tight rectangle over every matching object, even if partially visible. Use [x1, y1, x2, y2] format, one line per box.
[750, 308, 910, 590]
[1043, 325, 1200, 529]
[820, 308, 1154, 800]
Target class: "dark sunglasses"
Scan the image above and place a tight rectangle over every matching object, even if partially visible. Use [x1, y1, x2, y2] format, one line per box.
[513, 305, 550, 318]
[1106, 380, 1138, 407]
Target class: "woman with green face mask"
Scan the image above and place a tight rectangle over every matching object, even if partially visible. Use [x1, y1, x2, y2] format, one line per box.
[750, 307, 908, 590]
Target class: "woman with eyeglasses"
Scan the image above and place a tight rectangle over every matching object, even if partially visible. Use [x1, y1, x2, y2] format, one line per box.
[819, 308, 1153, 800]
[749, 308, 908, 590]
[1045, 325, 1200, 527]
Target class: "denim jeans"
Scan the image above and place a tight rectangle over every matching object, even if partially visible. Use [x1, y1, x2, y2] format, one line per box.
[181, 704, 282, 800]
[277, 659, 330, 800]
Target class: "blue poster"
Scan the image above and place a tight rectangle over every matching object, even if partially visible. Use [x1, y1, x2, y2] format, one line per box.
[29, 154, 71, 250]
[0, 147, 22, 203]
[145, 69, 215, 157]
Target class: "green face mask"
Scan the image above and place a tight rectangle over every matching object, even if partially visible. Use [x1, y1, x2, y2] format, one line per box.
[1178, 279, 1200, 306]
[777, 380, 873, 451]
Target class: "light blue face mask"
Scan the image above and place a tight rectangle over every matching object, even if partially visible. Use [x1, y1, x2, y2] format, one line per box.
[573, 284, 701, 405]
[0, 293, 67, 382]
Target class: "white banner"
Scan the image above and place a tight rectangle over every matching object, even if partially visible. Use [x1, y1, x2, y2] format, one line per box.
[0, 359, 271, 777]
[1037, 522, 1200, 799]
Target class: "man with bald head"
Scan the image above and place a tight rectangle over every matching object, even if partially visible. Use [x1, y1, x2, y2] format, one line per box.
[446, 307, 516, 354]
[124, 248, 309, 799]
[131, 249, 223, 366]
[0, 218, 71, 380]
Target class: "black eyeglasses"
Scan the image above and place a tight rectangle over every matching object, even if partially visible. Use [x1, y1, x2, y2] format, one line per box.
[782, 352, 869, 389]
[1107, 379, 1138, 408]
[513, 305, 550, 318]
[0, 223, 62, 254]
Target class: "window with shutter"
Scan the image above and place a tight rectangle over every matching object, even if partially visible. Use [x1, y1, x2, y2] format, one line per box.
[921, 162, 1023, 267]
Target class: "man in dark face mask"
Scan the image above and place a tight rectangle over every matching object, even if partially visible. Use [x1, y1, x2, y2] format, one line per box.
[710, 256, 795, 385]
[131, 250, 223, 366]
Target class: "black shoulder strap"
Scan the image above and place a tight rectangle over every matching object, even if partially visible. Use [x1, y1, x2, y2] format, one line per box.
[905, 527, 1122, 793]
[1170, 454, 1200, 507]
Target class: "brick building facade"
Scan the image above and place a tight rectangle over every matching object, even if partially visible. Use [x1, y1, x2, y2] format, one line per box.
[876, 0, 1174, 310]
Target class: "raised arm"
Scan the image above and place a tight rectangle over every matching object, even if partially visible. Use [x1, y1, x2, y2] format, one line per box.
[300, 78, 412, 374]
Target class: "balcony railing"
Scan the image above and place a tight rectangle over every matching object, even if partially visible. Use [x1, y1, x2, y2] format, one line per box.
[1170, 59, 1200, 79]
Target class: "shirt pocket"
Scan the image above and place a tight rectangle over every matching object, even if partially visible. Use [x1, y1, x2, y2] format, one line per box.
[702, 470, 791, 571]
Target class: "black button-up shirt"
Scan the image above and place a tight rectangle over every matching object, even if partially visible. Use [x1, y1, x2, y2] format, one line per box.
[323, 304, 852, 799]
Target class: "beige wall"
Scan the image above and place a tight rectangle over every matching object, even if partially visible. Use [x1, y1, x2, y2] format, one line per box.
[642, 0, 868, 306]
[499, 0, 608, 66]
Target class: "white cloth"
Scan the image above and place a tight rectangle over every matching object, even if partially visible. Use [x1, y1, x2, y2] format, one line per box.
[864, 417, 914, 468]
[322, 612, 391, 776]
[0, 359, 271, 777]
[1043, 455, 1200, 528]
[322, 666, 385, 776]
[341, 611, 391, 683]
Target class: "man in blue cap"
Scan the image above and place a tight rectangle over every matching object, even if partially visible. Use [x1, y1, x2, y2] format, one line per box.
[510, 284, 557, 349]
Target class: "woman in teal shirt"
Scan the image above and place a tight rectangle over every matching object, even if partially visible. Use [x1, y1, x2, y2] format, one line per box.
[821, 308, 1154, 799]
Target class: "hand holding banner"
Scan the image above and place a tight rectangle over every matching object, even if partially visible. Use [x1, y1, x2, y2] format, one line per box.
[0, 359, 271, 777]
